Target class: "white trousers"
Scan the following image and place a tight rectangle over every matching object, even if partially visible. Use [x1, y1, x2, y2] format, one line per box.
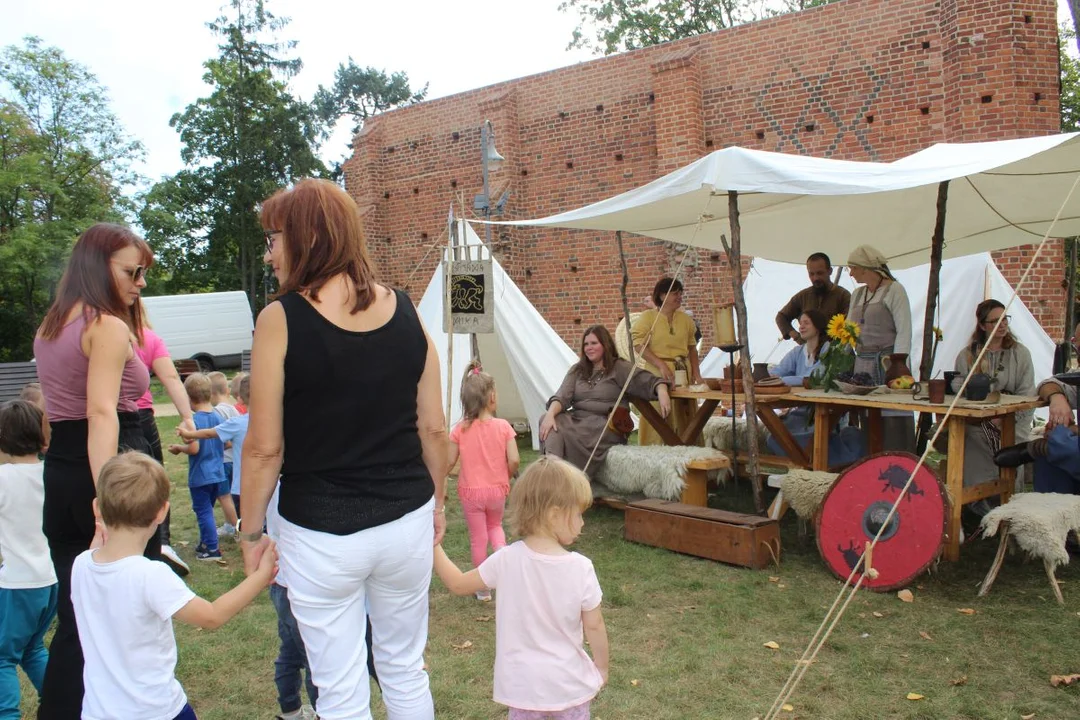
[277, 498, 435, 720]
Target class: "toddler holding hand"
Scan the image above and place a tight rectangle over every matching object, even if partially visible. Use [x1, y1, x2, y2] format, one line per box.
[435, 456, 609, 719]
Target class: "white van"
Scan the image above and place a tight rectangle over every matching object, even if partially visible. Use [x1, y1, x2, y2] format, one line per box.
[142, 291, 254, 371]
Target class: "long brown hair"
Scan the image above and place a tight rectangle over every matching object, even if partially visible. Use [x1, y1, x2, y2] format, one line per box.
[802, 309, 829, 362]
[575, 325, 619, 378]
[38, 223, 152, 340]
[260, 178, 379, 313]
[966, 299, 1017, 368]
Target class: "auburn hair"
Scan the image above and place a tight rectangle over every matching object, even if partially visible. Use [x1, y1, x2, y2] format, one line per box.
[260, 178, 379, 313]
[38, 224, 153, 340]
[575, 325, 620, 379]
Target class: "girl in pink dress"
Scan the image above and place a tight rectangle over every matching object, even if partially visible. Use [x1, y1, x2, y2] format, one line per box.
[434, 457, 609, 719]
[448, 362, 520, 601]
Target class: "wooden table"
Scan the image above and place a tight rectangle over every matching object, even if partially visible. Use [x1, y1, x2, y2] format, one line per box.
[788, 389, 1044, 561]
[633, 387, 1044, 562]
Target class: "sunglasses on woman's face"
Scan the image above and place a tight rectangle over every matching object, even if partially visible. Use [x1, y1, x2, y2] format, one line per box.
[983, 314, 1011, 326]
[117, 264, 145, 283]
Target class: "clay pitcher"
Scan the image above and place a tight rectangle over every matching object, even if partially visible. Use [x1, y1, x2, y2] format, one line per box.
[752, 363, 771, 383]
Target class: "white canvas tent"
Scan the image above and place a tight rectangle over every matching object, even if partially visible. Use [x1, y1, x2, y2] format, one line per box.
[416, 220, 578, 449]
[701, 254, 1054, 416]
[499, 133, 1080, 268]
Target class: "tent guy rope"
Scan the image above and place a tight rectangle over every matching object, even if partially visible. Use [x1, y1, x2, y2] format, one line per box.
[762, 171, 1080, 720]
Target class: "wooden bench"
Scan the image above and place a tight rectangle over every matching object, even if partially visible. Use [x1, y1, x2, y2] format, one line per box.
[596, 446, 730, 507]
[625, 499, 781, 568]
[0, 362, 40, 403]
[174, 359, 200, 380]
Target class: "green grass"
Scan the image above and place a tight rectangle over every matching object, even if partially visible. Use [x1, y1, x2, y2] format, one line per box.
[18, 420, 1080, 718]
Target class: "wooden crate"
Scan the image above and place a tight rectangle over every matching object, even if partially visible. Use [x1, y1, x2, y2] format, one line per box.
[624, 499, 780, 569]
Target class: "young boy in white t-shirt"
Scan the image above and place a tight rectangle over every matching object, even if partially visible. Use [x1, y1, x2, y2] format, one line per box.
[0, 400, 57, 717]
[71, 452, 277, 720]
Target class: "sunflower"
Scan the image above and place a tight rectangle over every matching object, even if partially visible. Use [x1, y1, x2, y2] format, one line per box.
[848, 321, 861, 339]
[827, 314, 846, 340]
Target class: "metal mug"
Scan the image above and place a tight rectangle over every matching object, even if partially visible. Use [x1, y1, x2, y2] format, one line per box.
[943, 371, 961, 395]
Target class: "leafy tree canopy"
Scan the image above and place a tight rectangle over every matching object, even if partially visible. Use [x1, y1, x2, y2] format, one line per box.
[0, 36, 141, 361]
[560, 0, 838, 55]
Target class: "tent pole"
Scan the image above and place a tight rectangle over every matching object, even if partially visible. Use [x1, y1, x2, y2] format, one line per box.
[444, 220, 457, 433]
[1064, 238, 1077, 371]
[724, 190, 764, 513]
[916, 180, 949, 455]
[616, 231, 636, 365]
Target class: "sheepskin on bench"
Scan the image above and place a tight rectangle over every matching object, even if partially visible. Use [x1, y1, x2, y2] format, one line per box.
[596, 445, 728, 503]
[978, 493, 1080, 605]
[780, 469, 839, 520]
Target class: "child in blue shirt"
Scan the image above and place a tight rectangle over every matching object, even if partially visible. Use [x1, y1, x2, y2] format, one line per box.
[179, 374, 249, 518]
[168, 373, 228, 560]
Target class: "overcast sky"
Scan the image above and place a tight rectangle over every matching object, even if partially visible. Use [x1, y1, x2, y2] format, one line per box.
[1, 0, 594, 187]
[3, 0, 1075, 191]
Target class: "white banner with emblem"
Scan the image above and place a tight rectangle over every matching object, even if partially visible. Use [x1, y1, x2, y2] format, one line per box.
[443, 259, 494, 333]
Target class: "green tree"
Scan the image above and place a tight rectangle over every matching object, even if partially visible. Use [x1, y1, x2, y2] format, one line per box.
[0, 37, 141, 361]
[1061, 24, 1080, 133]
[139, 0, 325, 310]
[560, 0, 839, 54]
[313, 60, 427, 137]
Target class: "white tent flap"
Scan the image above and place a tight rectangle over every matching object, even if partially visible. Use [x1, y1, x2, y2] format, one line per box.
[416, 221, 578, 448]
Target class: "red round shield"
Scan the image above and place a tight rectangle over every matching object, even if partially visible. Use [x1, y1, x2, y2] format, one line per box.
[816, 452, 947, 592]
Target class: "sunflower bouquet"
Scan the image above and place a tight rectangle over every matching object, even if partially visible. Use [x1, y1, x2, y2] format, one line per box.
[809, 314, 862, 392]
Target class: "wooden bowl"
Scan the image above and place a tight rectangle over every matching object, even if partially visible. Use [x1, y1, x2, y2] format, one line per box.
[704, 378, 724, 391]
[835, 380, 876, 395]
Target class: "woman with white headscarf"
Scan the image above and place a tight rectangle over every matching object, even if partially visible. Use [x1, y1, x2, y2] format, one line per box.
[846, 244, 915, 453]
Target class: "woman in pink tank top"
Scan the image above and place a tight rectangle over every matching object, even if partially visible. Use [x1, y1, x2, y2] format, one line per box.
[32, 223, 156, 720]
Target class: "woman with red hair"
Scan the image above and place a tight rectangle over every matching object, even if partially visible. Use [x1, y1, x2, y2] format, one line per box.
[240, 178, 446, 719]
[33, 223, 157, 719]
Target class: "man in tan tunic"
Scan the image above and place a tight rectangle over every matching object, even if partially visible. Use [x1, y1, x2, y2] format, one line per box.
[775, 253, 851, 344]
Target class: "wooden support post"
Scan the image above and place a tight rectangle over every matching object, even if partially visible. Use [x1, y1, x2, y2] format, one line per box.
[616, 231, 636, 365]
[916, 181, 949, 454]
[723, 190, 764, 513]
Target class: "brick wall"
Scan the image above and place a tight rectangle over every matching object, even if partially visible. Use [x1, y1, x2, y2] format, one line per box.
[343, 0, 1066, 348]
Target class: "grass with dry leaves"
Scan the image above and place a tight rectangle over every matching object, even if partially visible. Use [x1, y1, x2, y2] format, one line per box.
[17, 415, 1080, 718]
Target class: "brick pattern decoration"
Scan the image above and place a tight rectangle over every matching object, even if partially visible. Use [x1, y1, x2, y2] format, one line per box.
[343, 0, 1066, 351]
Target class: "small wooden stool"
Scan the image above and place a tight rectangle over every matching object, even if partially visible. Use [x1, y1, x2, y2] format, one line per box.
[978, 493, 1080, 606]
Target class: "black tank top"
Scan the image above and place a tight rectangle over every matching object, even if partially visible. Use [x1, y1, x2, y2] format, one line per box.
[277, 289, 434, 534]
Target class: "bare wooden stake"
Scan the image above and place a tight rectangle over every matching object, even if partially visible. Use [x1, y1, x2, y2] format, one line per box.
[723, 190, 764, 513]
[616, 231, 635, 365]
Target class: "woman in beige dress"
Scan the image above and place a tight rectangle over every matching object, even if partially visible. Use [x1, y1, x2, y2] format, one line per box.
[540, 325, 671, 477]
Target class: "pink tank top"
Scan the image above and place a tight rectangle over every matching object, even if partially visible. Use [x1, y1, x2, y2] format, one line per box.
[33, 315, 151, 421]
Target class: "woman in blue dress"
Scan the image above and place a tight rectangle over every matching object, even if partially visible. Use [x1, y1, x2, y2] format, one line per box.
[766, 310, 865, 466]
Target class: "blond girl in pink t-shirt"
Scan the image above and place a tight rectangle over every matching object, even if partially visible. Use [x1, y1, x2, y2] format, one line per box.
[448, 362, 520, 601]
[434, 457, 609, 719]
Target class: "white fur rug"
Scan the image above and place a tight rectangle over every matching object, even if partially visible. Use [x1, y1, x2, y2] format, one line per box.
[597, 445, 727, 501]
[781, 469, 839, 520]
[981, 493, 1080, 571]
[702, 416, 767, 453]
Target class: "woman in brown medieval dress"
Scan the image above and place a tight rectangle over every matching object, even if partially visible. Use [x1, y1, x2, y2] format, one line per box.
[539, 325, 671, 477]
